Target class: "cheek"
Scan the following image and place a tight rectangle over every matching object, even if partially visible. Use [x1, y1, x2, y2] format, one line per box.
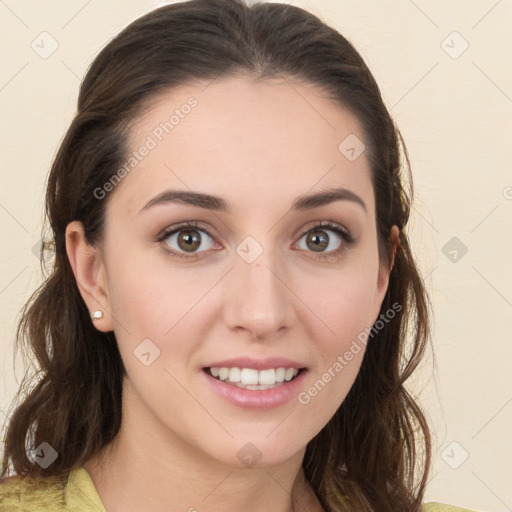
[105, 256, 204, 412]
[104, 245, 220, 387]
[106, 242, 206, 335]
[293, 258, 379, 408]
[299, 259, 379, 345]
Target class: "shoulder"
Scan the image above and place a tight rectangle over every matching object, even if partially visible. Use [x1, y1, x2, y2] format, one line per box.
[423, 502, 481, 512]
[0, 473, 67, 510]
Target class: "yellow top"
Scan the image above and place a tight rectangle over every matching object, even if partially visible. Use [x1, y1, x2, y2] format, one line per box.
[0, 467, 479, 511]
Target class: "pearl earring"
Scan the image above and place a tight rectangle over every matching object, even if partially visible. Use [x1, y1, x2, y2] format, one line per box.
[91, 310, 103, 320]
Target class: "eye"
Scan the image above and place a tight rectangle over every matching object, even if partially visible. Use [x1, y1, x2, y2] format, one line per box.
[157, 222, 218, 258]
[156, 220, 354, 260]
[295, 222, 353, 258]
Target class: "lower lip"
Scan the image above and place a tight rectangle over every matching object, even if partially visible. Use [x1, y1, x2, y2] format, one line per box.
[201, 369, 308, 410]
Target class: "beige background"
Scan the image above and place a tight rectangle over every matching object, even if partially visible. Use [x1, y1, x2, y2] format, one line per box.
[1, 1, 511, 510]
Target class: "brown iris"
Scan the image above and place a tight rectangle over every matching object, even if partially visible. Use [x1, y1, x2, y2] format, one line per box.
[306, 230, 329, 252]
[177, 230, 202, 252]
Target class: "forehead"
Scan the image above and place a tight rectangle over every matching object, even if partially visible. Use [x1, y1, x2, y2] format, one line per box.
[116, 75, 374, 216]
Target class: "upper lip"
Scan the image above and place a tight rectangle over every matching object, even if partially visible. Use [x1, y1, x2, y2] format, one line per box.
[204, 357, 307, 371]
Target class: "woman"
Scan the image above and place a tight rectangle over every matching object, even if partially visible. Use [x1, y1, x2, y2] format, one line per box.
[0, 0, 477, 510]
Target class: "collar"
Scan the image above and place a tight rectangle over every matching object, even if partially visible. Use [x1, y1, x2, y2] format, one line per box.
[65, 467, 107, 512]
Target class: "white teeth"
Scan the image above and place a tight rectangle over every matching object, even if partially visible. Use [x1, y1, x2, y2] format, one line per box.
[259, 369, 275, 386]
[228, 367, 241, 383]
[208, 366, 300, 386]
[284, 368, 296, 381]
[240, 368, 259, 385]
[232, 383, 280, 390]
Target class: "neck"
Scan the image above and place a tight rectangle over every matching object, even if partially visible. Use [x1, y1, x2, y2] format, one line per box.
[84, 379, 323, 512]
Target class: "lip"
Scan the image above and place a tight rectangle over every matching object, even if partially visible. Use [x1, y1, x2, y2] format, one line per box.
[203, 357, 306, 371]
[201, 367, 308, 410]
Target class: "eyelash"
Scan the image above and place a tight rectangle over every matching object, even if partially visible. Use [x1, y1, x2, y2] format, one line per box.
[156, 220, 354, 261]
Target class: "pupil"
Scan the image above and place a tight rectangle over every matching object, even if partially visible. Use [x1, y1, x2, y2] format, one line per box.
[178, 230, 201, 252]
[308, 230, 328, 251]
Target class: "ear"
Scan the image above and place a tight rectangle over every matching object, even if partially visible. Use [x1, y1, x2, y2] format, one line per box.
[65, 220, 114, 332]
[373, 225, 400, 318]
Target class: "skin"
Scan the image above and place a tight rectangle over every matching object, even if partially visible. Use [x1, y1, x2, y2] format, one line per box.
[66, 74, 399, 512]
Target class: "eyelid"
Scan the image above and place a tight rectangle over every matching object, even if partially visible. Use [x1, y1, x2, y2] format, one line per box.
[156, 220, 215, 240]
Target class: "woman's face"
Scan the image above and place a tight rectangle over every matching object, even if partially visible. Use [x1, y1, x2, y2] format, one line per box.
[81, 76, 395, 467]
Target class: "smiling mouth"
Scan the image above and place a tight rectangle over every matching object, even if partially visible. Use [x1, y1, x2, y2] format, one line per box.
[203, 367, 306, 390]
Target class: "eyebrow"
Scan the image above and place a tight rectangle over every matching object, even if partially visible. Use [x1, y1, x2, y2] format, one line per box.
[139, 186, 367, 214]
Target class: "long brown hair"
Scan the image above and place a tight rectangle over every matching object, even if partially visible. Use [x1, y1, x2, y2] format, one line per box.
[1, 1, 432, 510]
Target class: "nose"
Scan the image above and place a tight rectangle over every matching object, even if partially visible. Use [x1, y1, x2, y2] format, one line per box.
[222, 248, 296, 339]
